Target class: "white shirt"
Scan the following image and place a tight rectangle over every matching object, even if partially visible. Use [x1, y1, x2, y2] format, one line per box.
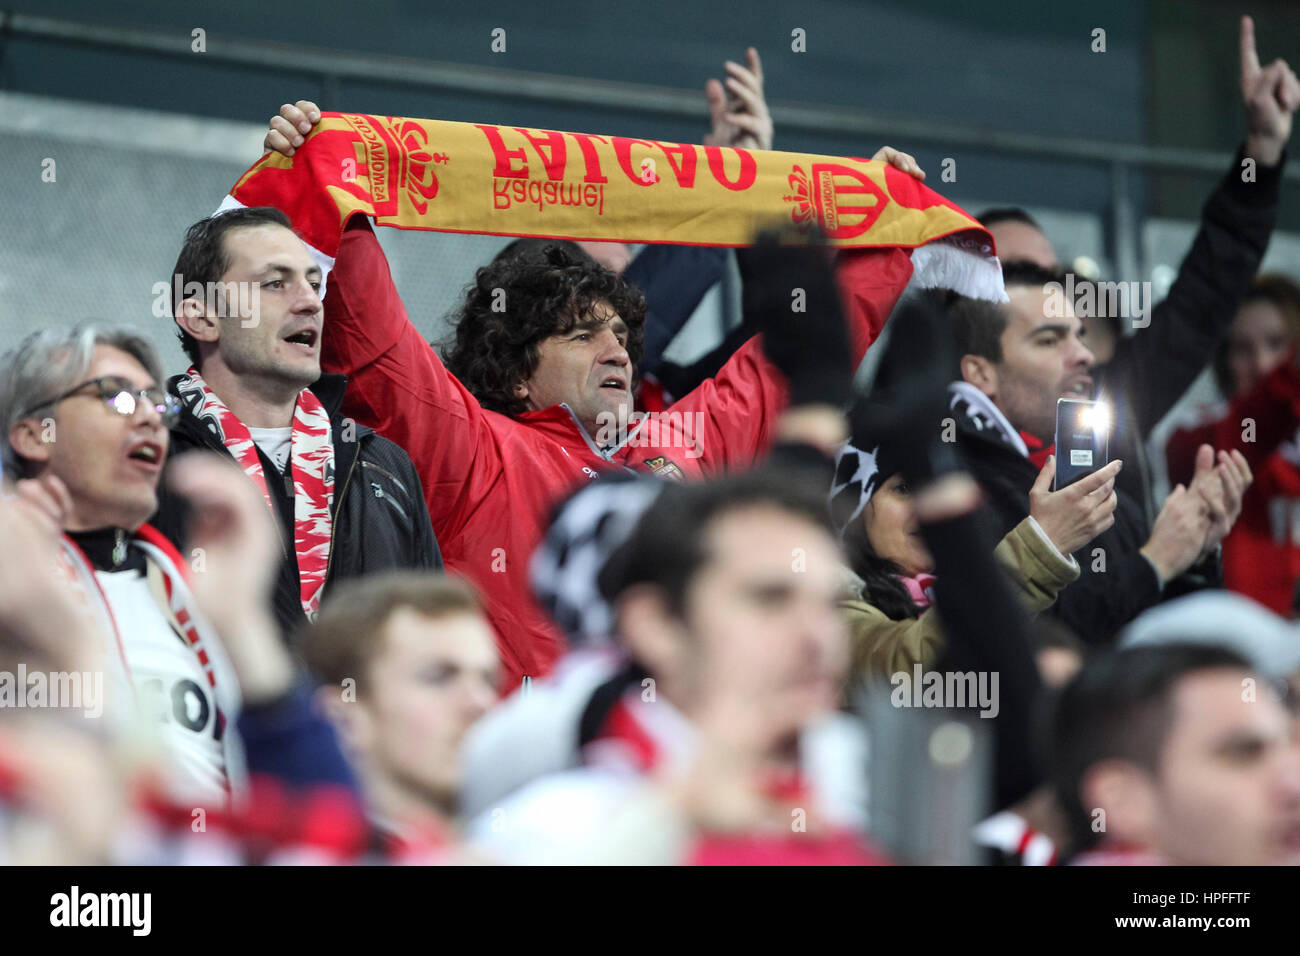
[95, 569, 232, 807]
[248, 425, 293, 474]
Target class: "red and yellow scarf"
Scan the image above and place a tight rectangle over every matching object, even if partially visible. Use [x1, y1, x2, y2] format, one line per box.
[223, 113, 1004, 304]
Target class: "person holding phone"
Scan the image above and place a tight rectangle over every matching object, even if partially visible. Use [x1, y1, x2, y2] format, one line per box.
[940, 273, 1252, 645]
[978, 16, 1295, 530]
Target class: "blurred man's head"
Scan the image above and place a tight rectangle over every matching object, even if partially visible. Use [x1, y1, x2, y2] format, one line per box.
[953, 263, 1095, 441]
[1028, 618, 1086, 689]
[1051, 643, 1300, 865]
[303, 573, 500, 823]
[171, 207, 324, 401]
[576, 241, 634, 275]
[1, 325, 172, 531]
[444, 244, 647, 438]
[1214, 274, 1300, 398]
[496, 238, 634, 276]
[979, 207, 1058, 270]
[608, 469, 848, 733]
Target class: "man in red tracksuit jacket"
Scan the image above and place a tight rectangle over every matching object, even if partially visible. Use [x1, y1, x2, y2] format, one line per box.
[318, 216, 913, 690]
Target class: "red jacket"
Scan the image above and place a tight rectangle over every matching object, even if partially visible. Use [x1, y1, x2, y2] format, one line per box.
[321, 221, 913, 690]
[1166, 359, 1300, 616]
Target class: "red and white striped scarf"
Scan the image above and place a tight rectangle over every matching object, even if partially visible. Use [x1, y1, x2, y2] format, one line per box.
[174, 369, 335, 619]
[585, 690, 889, 864]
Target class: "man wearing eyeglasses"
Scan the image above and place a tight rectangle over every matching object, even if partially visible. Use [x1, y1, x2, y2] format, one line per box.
[0, 325, 243, 805]
[155, 206, 441, 643]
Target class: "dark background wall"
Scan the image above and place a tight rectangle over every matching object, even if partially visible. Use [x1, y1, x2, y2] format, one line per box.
[8, 1, 1297, 234]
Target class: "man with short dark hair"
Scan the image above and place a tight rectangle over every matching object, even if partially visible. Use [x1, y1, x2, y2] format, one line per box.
[465, 467, 884, 865]
[1051, 642, 1300, 865]
[154, 207, 441, 641]
[977, 207, 1058, 271]
[945, 268, 1251, 643]
[978, 17, 1297, 531]
[302, 572, 499, 847]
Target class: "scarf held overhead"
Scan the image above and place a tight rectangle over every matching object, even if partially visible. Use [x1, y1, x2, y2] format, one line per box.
[225, 113, 1005, 304]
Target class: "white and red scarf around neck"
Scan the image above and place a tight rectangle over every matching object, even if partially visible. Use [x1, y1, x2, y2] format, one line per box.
[174, 369, 335, 620]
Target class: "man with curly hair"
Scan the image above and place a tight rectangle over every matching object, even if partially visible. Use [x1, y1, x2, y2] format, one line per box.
[261, 55, 926, 692]
[441, 242, 648, 441]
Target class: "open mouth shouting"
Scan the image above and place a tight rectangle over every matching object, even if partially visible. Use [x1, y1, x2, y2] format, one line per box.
[1063, 375, 1093, 398]
[126, 437, 165, 474]
[282, 325, 320, 353]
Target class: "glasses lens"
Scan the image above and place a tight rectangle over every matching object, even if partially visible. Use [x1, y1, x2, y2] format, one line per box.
[154, 393, 181, 426]
[107, 390, 138, 416]
[97, 381, 177, 425]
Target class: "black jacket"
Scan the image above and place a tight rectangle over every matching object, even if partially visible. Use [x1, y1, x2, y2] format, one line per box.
[956, 147, 1280, 643]
[1102, 147, 1285, 521]
[955, 411, 1220, 645]
[152, 372, 442, 642]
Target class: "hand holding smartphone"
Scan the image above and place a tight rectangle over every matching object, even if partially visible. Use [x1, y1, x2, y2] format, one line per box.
[1053, 398, 1110, 491]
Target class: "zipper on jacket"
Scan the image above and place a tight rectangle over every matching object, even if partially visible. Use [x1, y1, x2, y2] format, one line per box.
[559, 403, 641, 472]
[369, 481, 409, 521]
[360, 459, 410, 498]
[324, 446, 363, 582]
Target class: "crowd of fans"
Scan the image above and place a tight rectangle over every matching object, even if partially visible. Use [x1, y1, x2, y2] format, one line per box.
[3, 23, 1300, 866]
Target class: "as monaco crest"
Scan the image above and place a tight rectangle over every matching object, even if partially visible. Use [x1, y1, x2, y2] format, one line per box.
[391, 119, 448, 215]
[783, 163, 888, 240]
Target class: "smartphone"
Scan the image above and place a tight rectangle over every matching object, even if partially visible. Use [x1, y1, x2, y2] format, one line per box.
[1053, 397, 1110, 490]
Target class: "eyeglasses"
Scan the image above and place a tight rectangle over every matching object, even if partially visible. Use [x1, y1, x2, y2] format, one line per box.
[23, 376, 181, 427]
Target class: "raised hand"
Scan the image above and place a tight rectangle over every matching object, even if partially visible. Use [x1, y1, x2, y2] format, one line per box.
[872, 145, 926, 181]
[704, 47, 773, 151]
[1029, 456, 1122, 556]
[166, 453, 293, 704]
[1241, 15, 1300, 166]
[11, 473, 73, 534]
[1141, 483, 1212, 584]
[264, 100, 322, 158]
[744, 227, 852, 413]
[1188, 444, 1252, 557]
[0, 486, 95, 669]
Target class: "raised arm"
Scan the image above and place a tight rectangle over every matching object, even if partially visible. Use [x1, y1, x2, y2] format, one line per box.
[672, 232, 914, 474]
[264, 101, 506, 538]
[322, 218, 505, 539]
[1106, 15, 1297, 434]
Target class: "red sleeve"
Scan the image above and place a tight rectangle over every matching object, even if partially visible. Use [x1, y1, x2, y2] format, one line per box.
[668, 334, 788, 474]
[835, 247, 917, 359]
[320, 218, 503, 538]
[671, 246, 914, 474]
[1166, 357, 1300, 485]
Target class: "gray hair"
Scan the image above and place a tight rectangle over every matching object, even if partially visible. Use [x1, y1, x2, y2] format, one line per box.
[0, 324, 166, 480]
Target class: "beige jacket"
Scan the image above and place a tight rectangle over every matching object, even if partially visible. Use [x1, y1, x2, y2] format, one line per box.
[839, 516, 1079, 680]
